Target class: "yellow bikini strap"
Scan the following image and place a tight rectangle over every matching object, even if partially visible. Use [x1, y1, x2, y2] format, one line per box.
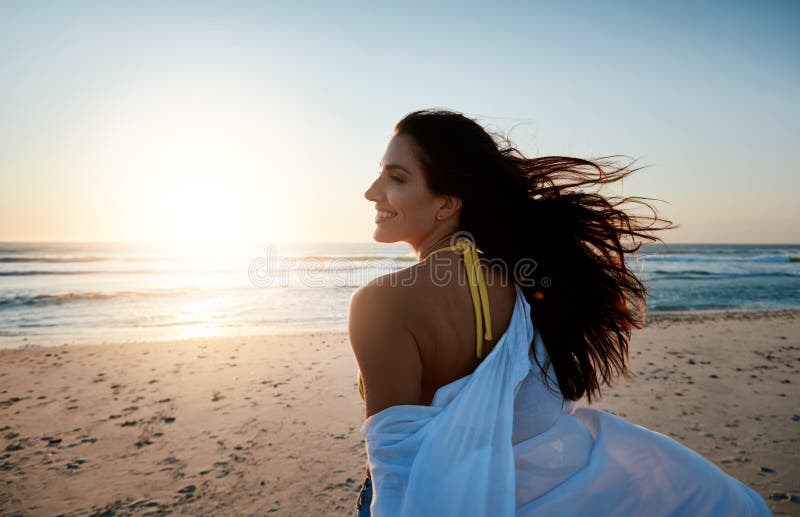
[423, 238, 492, 358]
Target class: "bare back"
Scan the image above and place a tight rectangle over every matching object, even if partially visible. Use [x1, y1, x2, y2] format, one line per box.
[392, 255, 518, 406]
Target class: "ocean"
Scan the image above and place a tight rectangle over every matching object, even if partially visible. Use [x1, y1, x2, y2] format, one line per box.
[1, 242, 798, 347]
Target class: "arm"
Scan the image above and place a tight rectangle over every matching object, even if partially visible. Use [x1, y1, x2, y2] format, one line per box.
[348, 283, 422, 419]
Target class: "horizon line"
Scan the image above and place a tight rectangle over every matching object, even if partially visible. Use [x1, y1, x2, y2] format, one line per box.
[0, 240, 798, 246]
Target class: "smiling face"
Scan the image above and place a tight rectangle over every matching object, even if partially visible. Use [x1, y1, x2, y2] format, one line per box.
[364, 132, 458, 249]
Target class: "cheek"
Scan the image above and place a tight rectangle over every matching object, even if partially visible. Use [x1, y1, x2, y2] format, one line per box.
[404, 193, 437, 223]
[385, 183, 436, 223]
[386, 185, 411, 210]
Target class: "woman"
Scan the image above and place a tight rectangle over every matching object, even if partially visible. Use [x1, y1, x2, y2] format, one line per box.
[348, 109, 770, 516]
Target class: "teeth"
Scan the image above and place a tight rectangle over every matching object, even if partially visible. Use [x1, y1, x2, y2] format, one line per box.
[375, 210, 398, 223]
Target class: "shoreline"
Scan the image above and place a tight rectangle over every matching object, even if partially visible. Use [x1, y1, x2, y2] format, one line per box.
[645, 307, 800, 324]
[2, 307, 799, 352]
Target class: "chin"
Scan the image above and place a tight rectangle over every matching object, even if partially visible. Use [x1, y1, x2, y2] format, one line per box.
[372, 227, 402, 244]
[372, 230, 394, 243]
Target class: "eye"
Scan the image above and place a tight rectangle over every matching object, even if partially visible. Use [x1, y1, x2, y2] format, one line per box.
[377, 169, 404, 182]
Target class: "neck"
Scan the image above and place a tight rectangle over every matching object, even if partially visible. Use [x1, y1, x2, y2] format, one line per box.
[414, 231, 458, 262]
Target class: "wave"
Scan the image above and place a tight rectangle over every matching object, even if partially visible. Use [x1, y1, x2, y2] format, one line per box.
[647, 270, 800, 279]
[651, 269, 712, 276]
[137, 320, 208, 328]
[647, 303, 736, 312]
[0, 270, 101, 276]
[0, 269, 231, 277]
[0, 263, 404, 277]
[0, 256, 111, 263]
[0, 289, 186, 309]
[275, 254, 416, 262]
[0, 256, 168, 264]
[0, 254, 417, 265]
[639, 254, 799, 264]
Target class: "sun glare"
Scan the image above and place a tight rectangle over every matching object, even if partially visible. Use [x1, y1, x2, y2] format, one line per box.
[157, 177, 241, 243]
[76, 81, 283, 244]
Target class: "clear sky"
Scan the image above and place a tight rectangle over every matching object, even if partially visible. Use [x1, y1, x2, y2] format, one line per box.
[1, 1, 797, 244]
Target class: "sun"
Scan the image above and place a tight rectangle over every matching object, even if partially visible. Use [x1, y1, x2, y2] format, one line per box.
[76, 81, 284, 244]
[158, 177, 242, 244]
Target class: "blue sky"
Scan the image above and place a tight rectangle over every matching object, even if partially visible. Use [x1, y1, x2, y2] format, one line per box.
[1, 1, 798, 243]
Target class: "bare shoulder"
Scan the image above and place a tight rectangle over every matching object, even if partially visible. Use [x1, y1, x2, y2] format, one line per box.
[350, 262, 430, 310]
[348, 268, 424, 417]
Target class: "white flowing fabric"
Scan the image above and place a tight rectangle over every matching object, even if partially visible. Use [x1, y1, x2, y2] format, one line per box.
[360, 283, 771, 516]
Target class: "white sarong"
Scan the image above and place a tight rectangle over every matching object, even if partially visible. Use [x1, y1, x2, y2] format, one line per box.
[361, 283, 771, 516]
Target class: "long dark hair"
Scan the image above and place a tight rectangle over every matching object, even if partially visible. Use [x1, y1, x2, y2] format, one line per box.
[396, 109, 674, 403]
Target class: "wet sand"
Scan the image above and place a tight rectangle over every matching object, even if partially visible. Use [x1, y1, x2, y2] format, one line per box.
[1, 311, 798, 515]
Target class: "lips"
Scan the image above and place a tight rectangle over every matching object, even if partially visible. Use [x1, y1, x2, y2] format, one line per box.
[375, 209, 398, 223]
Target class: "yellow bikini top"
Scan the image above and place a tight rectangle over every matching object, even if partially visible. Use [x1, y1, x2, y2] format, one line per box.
[357, 237, 492, 401]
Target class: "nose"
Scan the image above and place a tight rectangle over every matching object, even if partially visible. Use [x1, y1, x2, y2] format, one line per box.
[364, 177, 381, 202]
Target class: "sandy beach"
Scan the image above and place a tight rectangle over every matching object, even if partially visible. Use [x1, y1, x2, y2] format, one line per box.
[1, 311, 798, 516]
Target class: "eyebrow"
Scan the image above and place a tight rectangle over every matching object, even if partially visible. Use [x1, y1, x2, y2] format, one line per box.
[379, 162, 412, 175]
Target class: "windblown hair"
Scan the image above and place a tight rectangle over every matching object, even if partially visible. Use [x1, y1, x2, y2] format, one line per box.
[395, 109, 674, 403]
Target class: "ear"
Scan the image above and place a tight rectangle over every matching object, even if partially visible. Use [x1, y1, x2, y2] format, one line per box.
[436, 195, 462, 221]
